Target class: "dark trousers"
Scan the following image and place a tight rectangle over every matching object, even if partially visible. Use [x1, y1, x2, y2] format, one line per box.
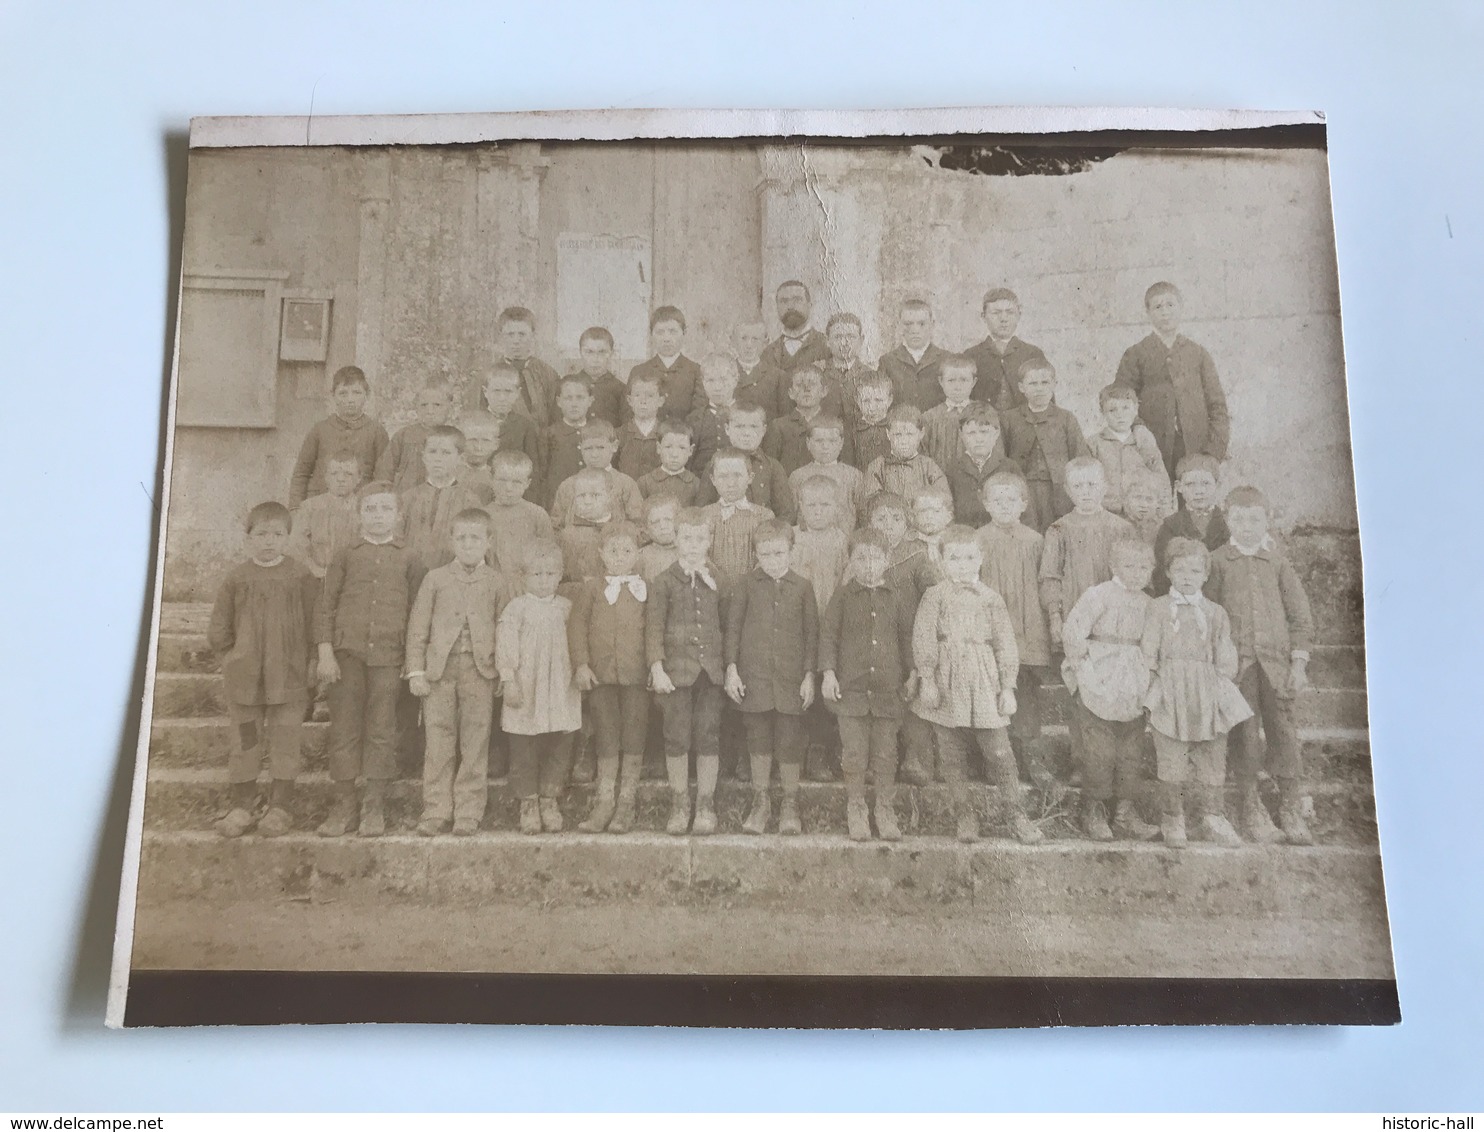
[933, 723, 1019, 799]
[509, 731, 577, 799]
[1230, 663, 1303, 783]
[1009, 665, 1046, 742]
[742, 710, 806, 766]
[658, 671, 723, 762]
[226, 699, 306, 783]
[589, 683, 650, 768]
[326, 652, 401, 782]
[1075, 699, 1143, 802]
[836, 715, 900, 788]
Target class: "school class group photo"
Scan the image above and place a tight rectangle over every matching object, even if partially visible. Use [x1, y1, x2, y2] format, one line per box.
[207, 272, 1317, 853]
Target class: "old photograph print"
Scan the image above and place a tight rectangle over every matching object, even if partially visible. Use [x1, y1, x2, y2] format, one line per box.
[115, 109, 1395, 1027]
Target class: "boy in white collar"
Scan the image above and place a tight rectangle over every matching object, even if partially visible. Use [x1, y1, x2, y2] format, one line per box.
[687, 353, 741, 475]
[877, 298, 949, 411]
[763, 366, 829, 474]
[1087, 383, 1168, 517]
[576, 326, 629, 427]
[628, 305, 701, 421]
[637, 419, 702, 508]
[731, 320, 782, 418]
[399, 426, 489, 571]
[788, 416, 865, 534]
[920, 354, 984, 473]
[1206, 486, 1317, 845]
[615, 372, 665, 481]
[556, 468, 615, 582]
[701, 449, 775, 588]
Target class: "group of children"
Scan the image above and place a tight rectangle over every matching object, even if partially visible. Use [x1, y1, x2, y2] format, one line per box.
[206, 280, 1316, 848]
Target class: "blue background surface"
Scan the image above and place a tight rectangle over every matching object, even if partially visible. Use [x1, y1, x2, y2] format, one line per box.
[1, 0, 1479, 1111]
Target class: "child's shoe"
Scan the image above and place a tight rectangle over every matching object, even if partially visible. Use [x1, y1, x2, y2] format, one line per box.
[539, 797, 564, 832]
[846, 797, 871, 841]
[357, 783, 386, 838]
[665, 790, 692, 836]
[317, 787, 357, 838]
[1237, 784, 1284, 845]
[417, 817, 448, 838]
[578, 790, 616, 833]
[1199, 813, 1242, 848]
[1010, 813, 1044, 845]
[742, 787, 771, 835]
[1161, 811, 1187, 848]
[691, 795, 717, 836]
[897, 758, 930, 788]
[257, 806, 293, 838]
[874, 793, 902, 842]
[518, 798, 541, 834]
[452, 817, 479, 837]
[1278, 780, 1314, 846]
[1081, 798, 1114, 842]
[607, 787, 637, 835]
[215, 807, 257, 839]
[777, 795, 802, 836]
[1112, 800, 1159, 842]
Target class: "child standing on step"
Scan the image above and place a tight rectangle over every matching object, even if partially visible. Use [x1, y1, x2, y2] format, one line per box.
[819, 530, 916, 842]
[1141, 537, 1252, 848]
[405, 508, 507, 837]
[1206, 486, 1317, 845]
[315, 482, 426, 838]
[911, 526, 1044, 846]
[725, 520, 819, 836]
[497, 541, 583, 834]
[1061, 538, 1162, 842]
[569, 522, 650, 835]
[646, 508, 726, 836]
[208, 502, 320, 838]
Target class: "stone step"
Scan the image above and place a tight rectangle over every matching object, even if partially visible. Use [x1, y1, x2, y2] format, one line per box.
[147, 667, 1370, 731]
[145, 716, 1373, 784]
[136, 828, 1387, 924]
[154, 629, 1369, 688]
[141, 769, 1380, 846]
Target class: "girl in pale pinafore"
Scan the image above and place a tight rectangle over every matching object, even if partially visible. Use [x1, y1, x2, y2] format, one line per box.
[1140, 537, 1252, 849]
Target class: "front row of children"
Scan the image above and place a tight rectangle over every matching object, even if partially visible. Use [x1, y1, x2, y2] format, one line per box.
[208, 458, 1315, 848]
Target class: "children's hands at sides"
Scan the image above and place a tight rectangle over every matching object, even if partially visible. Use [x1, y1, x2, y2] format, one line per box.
[501, 674, 523, 709]
[916, 672, 940, 709]
[317, 643, 340, 686]
[1290, 657, 1310, 695]
[902, 670, 918, 700]
[408, 674, 432, 698]
[575, 664, 598, 692]
[799, 672, 815, 711]
[650, 661, 676, 695]
[821, 670, 841, 703]
[724, 664, 747, 705]
[997, 687, 1017, 718]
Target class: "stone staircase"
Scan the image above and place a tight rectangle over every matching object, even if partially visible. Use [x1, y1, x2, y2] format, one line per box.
[130, 586, 1392, 980]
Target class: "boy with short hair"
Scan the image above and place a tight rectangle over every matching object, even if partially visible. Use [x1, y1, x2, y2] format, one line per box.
[289, 365, 390, 507]
[614, 372, 665, 481]
[695, 399, 796, 523]
[701, 449, 776, 587]
[1123, 469, 1169, 546]
[687, 353, 740, 475]
[482, 451, 554, 577]
[1087, 383, 1168, 517]
[549, 420, 646, 529]
[290, 452, 364, 579]
[575, 326, 629, 427]
[1115, 281, 1231, 479]
[375, 378, 455, 493]
[1038, 457, 1137, 646]
[556, 468, 616, 582]
[843, 371, 893, 472]
[975, 470, 1055, 789]
[637, 419, 702, 507]
[492, 306, 562, 427]
[764, 366, 830, 474]
[405, 508, 508, 836]
[480, 362, 543, 492]
[788, 416, 865, 534]
[540, 374, 596, 506]
[647, 508, 727, 835]
[637, 495, 682, 582]
[629, 305, 701, 421]
[920, 354, 982, 472]
[817, 312, 875, 424]
[1153, 453, 1230, 595]
[947, 403, 1021, 527]
[399, 425, 490, 571]
[731, 320, 784, 419]
[877, 298, 949, 411]
[315, 482, 426, 838]
[1207, 486, 1317, 845]
[725, 520, 820, 835]
[456, 410, 501, 502]
[820, 530, 917, 841]
[790, 474, 851, 613]
[864, 404, 951, 504]
[963, 287, 1047, 410]
[569, 521, 651, 834]
[1001, 359, 1091, 532]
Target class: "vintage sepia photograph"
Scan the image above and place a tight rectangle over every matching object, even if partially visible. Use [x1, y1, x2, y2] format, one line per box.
[111, 108, 1394, 1028]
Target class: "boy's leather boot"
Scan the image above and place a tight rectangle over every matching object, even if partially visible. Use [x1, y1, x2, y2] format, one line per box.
[1277, 778, 1314, 846]
[357, 781, 386, 838]
[1237, 782, 1284, 844]
[1112, 799, 1159, 841]
[317, 782, 358, 838]
[1081, 797, 1114, 842]
[777, 762, 803, 835]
